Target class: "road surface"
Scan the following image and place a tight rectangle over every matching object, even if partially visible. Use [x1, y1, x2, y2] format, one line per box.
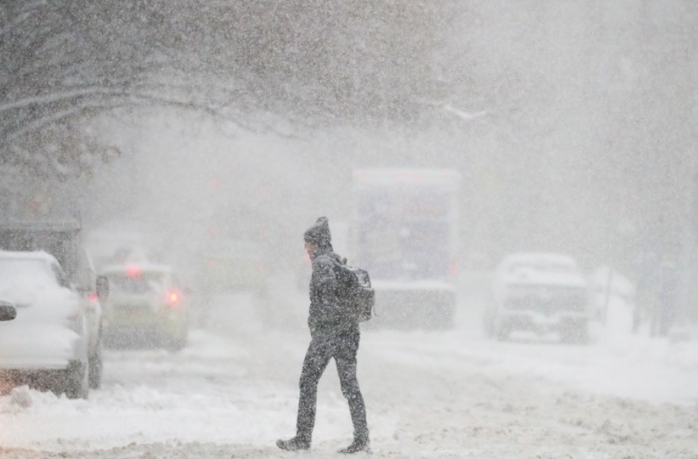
[0, 274, 696, 458]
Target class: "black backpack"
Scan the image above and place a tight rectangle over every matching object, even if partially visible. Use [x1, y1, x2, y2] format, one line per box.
[333, 258, 374, 322]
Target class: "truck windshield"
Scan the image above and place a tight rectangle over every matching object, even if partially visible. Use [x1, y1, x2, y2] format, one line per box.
[355, 188, 453, 280]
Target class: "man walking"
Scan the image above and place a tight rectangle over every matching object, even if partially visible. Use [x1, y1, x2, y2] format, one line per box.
[277, 217, 370, 454]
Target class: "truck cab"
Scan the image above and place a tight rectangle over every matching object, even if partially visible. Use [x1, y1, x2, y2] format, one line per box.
[351, 169, 460, 329]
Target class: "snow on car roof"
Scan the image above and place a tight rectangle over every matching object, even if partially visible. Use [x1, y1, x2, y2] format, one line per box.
[0, 250, 58, 263]
[496, 252, 587, 287]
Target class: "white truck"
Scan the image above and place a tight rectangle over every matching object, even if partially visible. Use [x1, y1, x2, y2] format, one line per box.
[351, 169, 460, 329]
[485, 253, 591, 343]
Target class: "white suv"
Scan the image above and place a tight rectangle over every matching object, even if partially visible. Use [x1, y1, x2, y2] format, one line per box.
[485, 253, 591, 344]
[0, 251, 90, 398]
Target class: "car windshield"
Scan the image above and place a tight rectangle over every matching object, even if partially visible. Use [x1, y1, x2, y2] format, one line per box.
[106, 271, 166, 294]
[0, 258, 56, 286]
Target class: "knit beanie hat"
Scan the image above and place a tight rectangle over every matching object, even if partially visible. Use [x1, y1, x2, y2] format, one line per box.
[304, 216, 332, 248]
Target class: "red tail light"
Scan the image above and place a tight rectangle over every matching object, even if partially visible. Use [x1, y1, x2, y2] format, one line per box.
[166, 290, 181, 307]
[88, 292, 98, 302]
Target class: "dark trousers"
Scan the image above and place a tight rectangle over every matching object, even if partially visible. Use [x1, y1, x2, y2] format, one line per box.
[296, 327, 368, 442]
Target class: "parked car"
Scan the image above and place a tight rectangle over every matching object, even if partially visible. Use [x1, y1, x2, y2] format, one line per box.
[0, 217, 107, 389]
[0, 251, 91, 399]
[100, 263, 189, 350]
[485, 253, 591, 344]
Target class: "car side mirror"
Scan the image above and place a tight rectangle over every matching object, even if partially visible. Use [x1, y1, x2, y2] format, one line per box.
[96, 276, 109, 300]
[0, 300, 17, 322]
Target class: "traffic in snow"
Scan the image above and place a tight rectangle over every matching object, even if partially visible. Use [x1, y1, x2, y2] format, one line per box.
[2, 2, 698, 458]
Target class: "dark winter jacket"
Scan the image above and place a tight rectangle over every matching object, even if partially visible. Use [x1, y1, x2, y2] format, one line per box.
[307, 247, 357, 334]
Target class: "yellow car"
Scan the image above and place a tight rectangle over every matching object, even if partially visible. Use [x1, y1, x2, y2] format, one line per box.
[100, 264, 189, 350]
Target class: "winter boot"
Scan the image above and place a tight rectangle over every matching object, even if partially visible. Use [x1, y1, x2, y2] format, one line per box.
[338, 437, 371, 454]
[276, 436, 311, 451]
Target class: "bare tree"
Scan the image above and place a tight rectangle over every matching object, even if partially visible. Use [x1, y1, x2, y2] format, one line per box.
[1, 0, 449, 178]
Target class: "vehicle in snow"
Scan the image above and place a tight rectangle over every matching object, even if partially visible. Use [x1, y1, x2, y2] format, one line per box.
[0, 218, 106, 388]
[0, 251, 91, 399]
[100, 263, 189, 350]
[351, 169, 460, 329]
[485, 253, 591, 343]
[190, 209, 275, 326]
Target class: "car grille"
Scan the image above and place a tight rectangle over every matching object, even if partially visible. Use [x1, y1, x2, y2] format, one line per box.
[505, 286, 587, 314]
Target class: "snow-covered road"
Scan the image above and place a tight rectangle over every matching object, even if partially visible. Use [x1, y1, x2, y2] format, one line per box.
[1, 282, 697, 458]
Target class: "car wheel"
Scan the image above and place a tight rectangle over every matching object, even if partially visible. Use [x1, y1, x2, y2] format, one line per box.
[64, 360, 89, 400]
[89, 341, 103, 389]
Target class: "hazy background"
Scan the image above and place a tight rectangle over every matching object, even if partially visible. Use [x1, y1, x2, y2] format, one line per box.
[2, 1, 697, 320]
